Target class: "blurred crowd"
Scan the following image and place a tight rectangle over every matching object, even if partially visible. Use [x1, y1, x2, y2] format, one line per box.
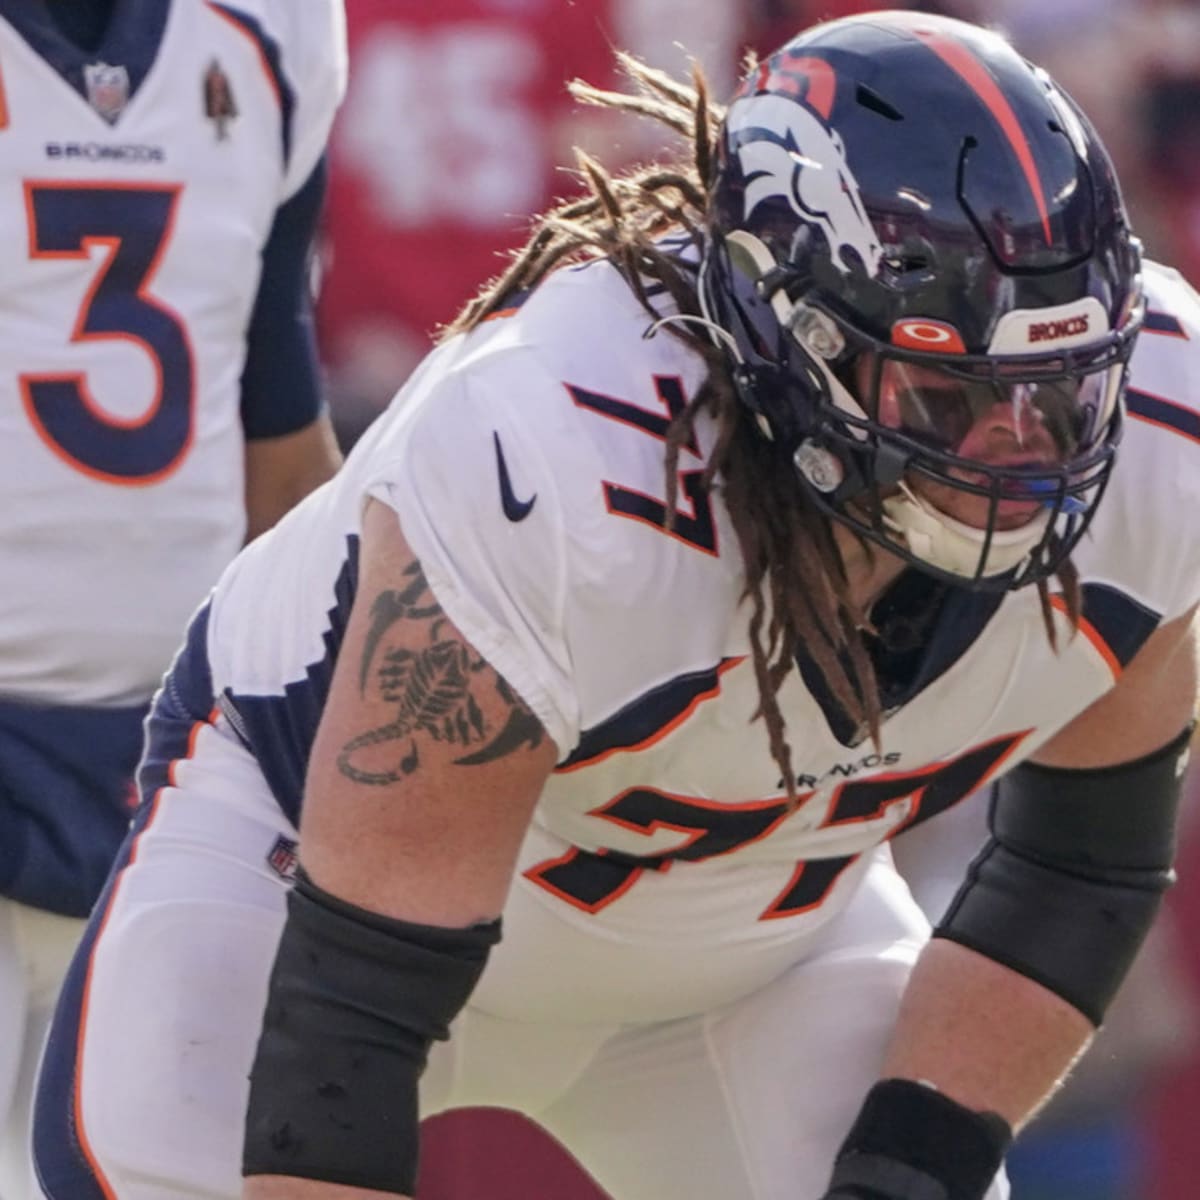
[317, 0, 1200, 445]
[313, 3, 1200, 1198]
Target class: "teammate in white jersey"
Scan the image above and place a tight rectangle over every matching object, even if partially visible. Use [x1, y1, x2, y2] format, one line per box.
[0, 0, 346, 1195]
[31, 11, 1200, 1200]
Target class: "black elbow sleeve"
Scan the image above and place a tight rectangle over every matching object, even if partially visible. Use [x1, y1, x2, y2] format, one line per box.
[935, 725, 1190, 1026]
[242, 869, 500, 1194]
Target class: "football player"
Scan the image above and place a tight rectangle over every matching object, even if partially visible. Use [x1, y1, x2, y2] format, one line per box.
[0, 0, 346, 1195]
[32, 11, 1200, 1200]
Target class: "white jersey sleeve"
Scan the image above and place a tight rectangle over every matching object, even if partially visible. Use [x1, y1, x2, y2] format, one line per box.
[1080, 260, 1200, 623]
[366, 344, 578, 758]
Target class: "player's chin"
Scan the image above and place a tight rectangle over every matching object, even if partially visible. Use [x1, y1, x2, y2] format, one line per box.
[914, 478, 1043, 532]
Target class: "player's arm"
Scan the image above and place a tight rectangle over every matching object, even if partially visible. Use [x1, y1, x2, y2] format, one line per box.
[241, 497, 558, 1200]
[820, 605, 1198, 1200]
[242, 156, 343, 542]
[244, 418, 342, 540]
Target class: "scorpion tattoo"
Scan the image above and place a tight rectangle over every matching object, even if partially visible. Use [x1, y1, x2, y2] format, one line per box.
[337, 561, 544, 785]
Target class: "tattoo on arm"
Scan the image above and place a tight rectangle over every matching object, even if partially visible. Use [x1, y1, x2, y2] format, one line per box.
[338, 562, 545, 785]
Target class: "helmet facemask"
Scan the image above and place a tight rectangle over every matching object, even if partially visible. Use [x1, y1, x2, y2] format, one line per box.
[790, 287, 1139, 587]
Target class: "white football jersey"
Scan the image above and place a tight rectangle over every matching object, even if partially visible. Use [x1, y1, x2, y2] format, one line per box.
[204, 255, 1200, 1019]
[0, 0, 346, 705]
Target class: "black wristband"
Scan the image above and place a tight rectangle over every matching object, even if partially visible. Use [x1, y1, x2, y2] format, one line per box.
[826, 1079, 1012, 1200]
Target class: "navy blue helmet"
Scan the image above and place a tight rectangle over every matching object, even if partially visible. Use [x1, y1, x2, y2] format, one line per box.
[699, 10, 1144, 588]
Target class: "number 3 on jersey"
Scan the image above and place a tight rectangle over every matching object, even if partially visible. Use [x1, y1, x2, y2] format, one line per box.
[21, 182, 195, 484]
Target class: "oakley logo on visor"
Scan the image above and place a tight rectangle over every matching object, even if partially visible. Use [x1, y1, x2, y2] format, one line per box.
[891, 319, 968, 354]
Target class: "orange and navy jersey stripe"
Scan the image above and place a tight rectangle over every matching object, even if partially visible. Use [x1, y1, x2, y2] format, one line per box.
[1050, 582, 1161, 681]
[205, 2, 295, 166]
[1143, 310, 1189, 339]
[555, 656, 744, 772]
[1127, 387, 1200, 445]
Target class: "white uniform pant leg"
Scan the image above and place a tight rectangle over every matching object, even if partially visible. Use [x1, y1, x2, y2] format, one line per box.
[0, 904, 83, 1200]
[34, 721, 294, 1200]
[422, 1007, 622, 1120]
[528, 856, 1010, 1200]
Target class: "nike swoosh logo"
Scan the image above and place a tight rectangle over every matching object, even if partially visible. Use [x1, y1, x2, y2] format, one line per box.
[493, 431, 537, 522]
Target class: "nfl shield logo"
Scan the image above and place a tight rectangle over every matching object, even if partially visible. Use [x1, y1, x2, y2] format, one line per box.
[266, 835, 299, 881]
[84, 61, 130, 123]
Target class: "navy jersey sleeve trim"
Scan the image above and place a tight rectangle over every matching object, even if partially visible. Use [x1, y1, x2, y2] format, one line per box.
[1126, 387, 1200, 445]
[1143, 310, 1189, 339]
[222, 536, 360, 825]
[557, 657, 744, 772]
[240, 156, 327, 440]
[1079, 583, 1162, 671]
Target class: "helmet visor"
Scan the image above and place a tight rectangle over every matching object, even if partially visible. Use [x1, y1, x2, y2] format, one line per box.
[868, 356, 1123, 466]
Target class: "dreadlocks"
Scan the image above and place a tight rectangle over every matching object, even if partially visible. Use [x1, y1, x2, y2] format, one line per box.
[440, 54, 1079, 802]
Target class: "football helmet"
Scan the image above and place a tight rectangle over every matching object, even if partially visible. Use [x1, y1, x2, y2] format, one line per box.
[699, 10, 1144, 588]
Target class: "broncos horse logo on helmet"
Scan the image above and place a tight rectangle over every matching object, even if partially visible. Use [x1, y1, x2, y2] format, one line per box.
[699, 11, 1144, 589]
[728, 55, 882, 280]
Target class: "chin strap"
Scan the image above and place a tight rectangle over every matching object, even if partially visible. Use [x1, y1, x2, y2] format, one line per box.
[881, 481, 1047, 581]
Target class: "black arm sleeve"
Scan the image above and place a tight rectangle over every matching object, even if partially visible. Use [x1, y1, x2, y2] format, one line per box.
[934, 724, 1191, 1025]
[240, 156, 328, 440]
[243, 869, 500, 1193]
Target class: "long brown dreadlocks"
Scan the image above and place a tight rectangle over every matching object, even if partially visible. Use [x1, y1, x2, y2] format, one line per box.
[440, 54, 1079, 802]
